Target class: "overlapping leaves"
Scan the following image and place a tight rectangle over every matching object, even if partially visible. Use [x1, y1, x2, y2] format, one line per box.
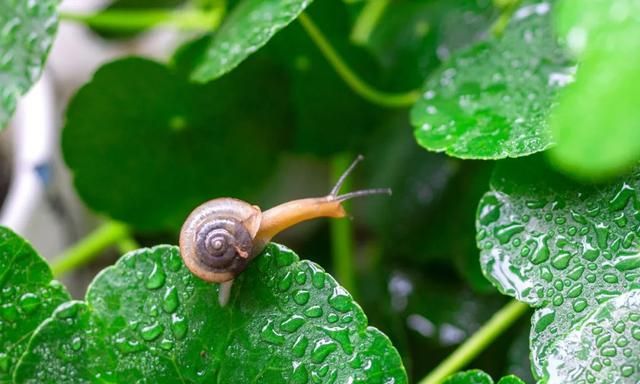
[444, 369, 524, 384]
[0, 0, 59, 129]
[411, 2, 573, 159]
[0, 227, 70, 381]
[477, 157, 640, 380]
[15, 244, 407, 383]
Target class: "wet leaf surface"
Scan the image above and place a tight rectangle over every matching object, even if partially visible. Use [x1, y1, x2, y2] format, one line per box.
[191, 0, 314, 82]
[15, 244, 407, 383]
[477, 156, 640, 379]
[411, 2, 572, 159]
[0, 227, 70, 381]
[444, 369, 525, 384]
[0, 0, 59, 129]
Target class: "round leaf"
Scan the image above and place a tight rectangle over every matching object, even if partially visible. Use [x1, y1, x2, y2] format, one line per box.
[411, 2, 573, 159]
[0, 0, 59, 129]
[15, 244, 408, 383]
[444, 369, 525, 384]
[62, 57, 291, 231]
[0, 226, 70, 381]
[477, 157, 640, 377]
[544, 290, 640, 383]
[190, 0, 314, 82]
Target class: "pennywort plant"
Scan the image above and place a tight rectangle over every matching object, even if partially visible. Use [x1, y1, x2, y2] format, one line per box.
[1, 0, 639, 383]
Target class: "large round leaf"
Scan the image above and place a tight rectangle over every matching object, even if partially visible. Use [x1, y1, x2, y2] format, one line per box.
[15, 244, 407, 383]
[0, 0, 59, 129]
[0, 226, 70, 381]
[190, 0, 314, 82]
[411, 2, 573, 159]
[444, 370, 525, 384]
[476, 157, 640, 379]
[62, 57, 291, 231]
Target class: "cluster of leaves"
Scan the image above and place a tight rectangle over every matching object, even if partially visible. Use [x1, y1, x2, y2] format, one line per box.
[2, 0, 640, 383]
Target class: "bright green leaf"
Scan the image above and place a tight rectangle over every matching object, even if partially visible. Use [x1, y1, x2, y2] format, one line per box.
[190, 0, 314, 82]
[411, 2, 573, 159]
[544, 290, 640, 383]
[477, 156, 640, 378]
[444, 369, 525, 384]
[62, 57, 291, 231]
[15, 244, 407, 383]
[0, 226, 70, 381]
[0, 0, 59, 129]
[550, 0, 640, 179]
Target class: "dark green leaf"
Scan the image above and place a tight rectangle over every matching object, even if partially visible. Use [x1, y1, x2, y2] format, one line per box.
[0, 226, 70, 381]
[190, 0, 314, 82]
[444, 369, 525, 384]
[62, 57, 291, 231]
[411, 2, 572, 159]
[549, 0, 640, 179]
[477, 156, 640, 378]
[15, 244, 408, 383]
[0, 0, 59, 129]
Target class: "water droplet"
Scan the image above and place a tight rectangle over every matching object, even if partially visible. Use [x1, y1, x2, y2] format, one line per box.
[56, 302, 79, 319]
[293, 290, 310, 305]
[146, 262, 166, 290]
[603, 273, 619, 284]
[304, 306, 323, 318]
[631, 325, 640, 340]
[160, 339, 174, 351]
[292, 335, 308, 358]
[278, 271, 293, 291]
[328, 287, 352, 313]
[615, 254, 640, 271]
[594, 223, 610, 249]
[494, 223, 524, 244]
[621, 364, 634, 377]
[18, 292, 40, 314]
[608, 183, 634, 211]
[1, 303, 18, 322]
[291, 362, 308, 384]
[321, 326, 353, 354]
[600, 345, 616, 357]
[260, 320, 285, 345]
[567, 265, 585, 281]
[280, 315, 305, 333]
[567, 283, 583, 298]
[535, 308, 555, 332]
[295, 271, 307, 285]
[310, 266, 325, 289]
[162, 286, 179, 314]
[276, 250, 295, 267]
[71, 337, 83, 351]
[531, 234, 550, 264]
[171, 313, 187, 340]
[140, 322, 164, 341]
[167, 252, 183, 272]
[478, 195, 501, 225]
[573, 298, 588, 312]
[311, 340, 337, 364]
[551, 251, 572, 270]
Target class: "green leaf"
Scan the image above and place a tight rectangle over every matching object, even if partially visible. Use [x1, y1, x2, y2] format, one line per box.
[549, 0, 640, 179]
[62, 57, 291, 231]
[15, 244, 407, 383]
[444, 369, 525, 384]
[411, 2, 573, 159]
[476, 156, 640, 378]
[0, 0, 59, 129]
[190, 0, 314, 82]
[544, 289, 640, 383]
[0, 226, 70, 381]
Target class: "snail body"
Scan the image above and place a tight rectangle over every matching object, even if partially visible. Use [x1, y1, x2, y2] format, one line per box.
[179, 156, 390, 305]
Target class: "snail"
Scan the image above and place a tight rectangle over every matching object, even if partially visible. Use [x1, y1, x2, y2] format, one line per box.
[179, 156, 390, 306]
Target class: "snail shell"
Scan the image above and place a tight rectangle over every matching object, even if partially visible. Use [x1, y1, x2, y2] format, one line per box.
[179, 198, 262, 283]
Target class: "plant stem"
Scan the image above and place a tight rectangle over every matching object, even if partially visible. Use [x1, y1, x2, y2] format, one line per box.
[51, 221, 132, 278]
[330, 154, 357, 297]
[490, 0, 521, 37]
[418, 300, 530, 384]
[116, 236, 141, 254]
[298, 12, 420, 108]
[59, 7, 224, 31]
[350, 0, 390, 45]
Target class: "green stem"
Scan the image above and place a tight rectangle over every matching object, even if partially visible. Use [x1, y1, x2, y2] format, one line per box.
[350, 0, 390, 45]
[298, 12, 420, 108]
[418, 300, 529, 384]
[330, 154, 357, 297]
[116, 236, 141, 254]
[51, 221, 132, 278]
[59, 7, 224, 31]
[490, 0, 521, 36]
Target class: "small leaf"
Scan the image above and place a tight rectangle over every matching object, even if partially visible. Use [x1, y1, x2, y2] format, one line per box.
[62, 57, 291, 231]
[544, 290, 640, 383]
[549, 0, 640, 179]
[477, 156, 640, 378]
[411, 2, 573, 159]
[444, 369, 525, 384]
[0, 0, 59, 129]
[15, 244, 408, 383]
[0, 226, 70, 381]
[191, 0, 314, 82]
